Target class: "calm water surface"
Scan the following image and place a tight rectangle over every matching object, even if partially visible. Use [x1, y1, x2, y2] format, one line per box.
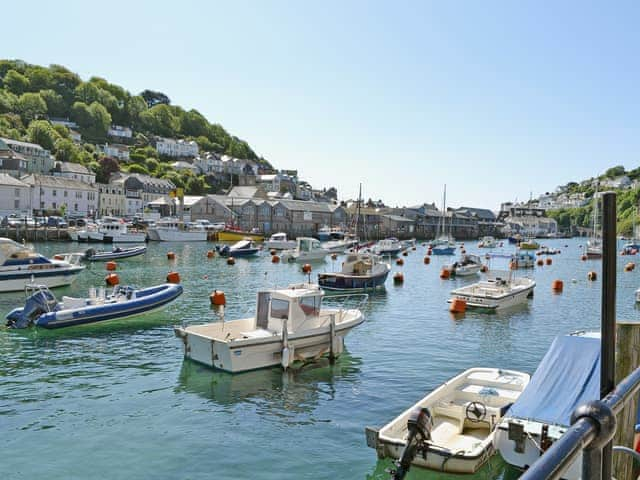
[0, 238, 636, 479]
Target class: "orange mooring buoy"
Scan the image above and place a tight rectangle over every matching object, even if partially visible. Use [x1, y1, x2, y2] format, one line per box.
[105, 273, 120, 286]
[552, 279, 564, 292]
[272, 255, 280, 263]
[166, 271, 181, 284]
[167, 251, 176, 260]
[587, 271, 597, 281]
[210, 290, 226, 306]
[546, 258, 552, 266]
[424, 256, 430, 265]
[393, 272, 404, 284]
[536, 259, 544, 267]
[207, 250, 215, 259]
[396, 258, 404, 266]
[449, 298, 467, 313]
[625, 262, 635, 272]
[480, 265, 488, 273]
[227, 257, 236, 265]
[302, 263, 312, 273]
[440, 268, 451, 279]
[581, 255, 588, 261]
[106, 261, 117, 271]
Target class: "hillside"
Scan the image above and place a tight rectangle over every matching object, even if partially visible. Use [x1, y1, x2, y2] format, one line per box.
[546, 165, 640, 235]
[0, 59, 271, 194]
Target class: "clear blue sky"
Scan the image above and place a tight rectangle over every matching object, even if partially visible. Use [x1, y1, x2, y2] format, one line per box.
[4, 1, 639, 210]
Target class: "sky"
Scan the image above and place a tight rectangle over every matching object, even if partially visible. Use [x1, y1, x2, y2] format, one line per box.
[4, 1, 640, 210]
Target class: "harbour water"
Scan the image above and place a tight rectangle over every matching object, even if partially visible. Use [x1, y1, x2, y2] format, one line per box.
[0, 238, 637, 479]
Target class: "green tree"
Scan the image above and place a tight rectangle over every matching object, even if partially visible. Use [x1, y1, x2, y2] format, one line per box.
[95, 156, 120, 183]
[4, 69, 30, 95]
[180, 109, 209, 137]
[39, 89, 66, 117]
[16, 92, 47, 124]
[74, 82, 101, 104]
[186, 174, 207, 195]
[126, 96, 147, 128]
[139, 104, 178, 137]
[71, 101, 111, 141]
[604, 165, 625, 178]
[54, 138, 81, 162]
[127, 164, 149, 175]
[27, 120, 60, 151]
[0, 90, 17, 114]
[49, 64, 81, 104]
[25, 66, 54, 91]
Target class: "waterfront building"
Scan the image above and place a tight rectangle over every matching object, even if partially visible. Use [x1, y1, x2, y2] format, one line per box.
[0, 173, 30, 216]
[0, 139, 28, 177]
[69, 129, 82, 143]
[498, 205, 558, 236]
[21, 174, 98, 216]
[154, 137, 199, 158]
[0, 137, 54, 174]
[108, 172, 175, 216]
[97, 182, 126, 217]
[52, 161, 96, 184]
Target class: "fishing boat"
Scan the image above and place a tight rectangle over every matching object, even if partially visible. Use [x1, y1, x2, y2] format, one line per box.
[495, 332, 600, 480]
[518, 238, 539, 250]
[75, 222, 99, 242]
[511, 251, 535, 269]
[321, 235, 359, 253]
[6, 282, 183, 329]
[431, 185, 456, 254]
[444, 254, 483, 277]
[622, 242, 640, 255]
[507, 234, 522, 244]
[174, 283, 366, 373]
[318, 252, 390, 291]
[316, 226, 345, 242]
[93, 217, 146, 243]
[0, 238, 85, 293]
[478, 236, 497, 248]
[448, 270, 535, 311]
[216, 239, 260, 257]
[372, 238, 403, 257]
[265, 232, 296, 250]
[147, 218, 207, 242]
[83, 245, 147, 261]
[366, 368, 530, 475]
[280, 237, 329, 262]
[217, 225, 264, 242]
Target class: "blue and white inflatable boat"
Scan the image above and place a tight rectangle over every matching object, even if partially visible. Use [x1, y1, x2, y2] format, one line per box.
[6, 283, 183, 329]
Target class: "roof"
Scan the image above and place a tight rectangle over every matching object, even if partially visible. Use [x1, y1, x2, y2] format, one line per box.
[228, 186, 266, 199]
[0, 137, 46, 151]
[171, 161, 197, 169]
[55, 162, 91, 175]
[20, 174, 97, 191]
[383, 214, 414, 223]
[454, 207, 496, 220]
[0, 173, 29, 188]
[110, 172, 175, 189]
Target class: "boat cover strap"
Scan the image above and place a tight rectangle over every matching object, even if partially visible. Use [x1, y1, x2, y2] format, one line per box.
[507, 335, 600, 426]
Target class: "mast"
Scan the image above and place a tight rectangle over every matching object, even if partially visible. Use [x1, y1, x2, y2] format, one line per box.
[356, 183, 362, 240]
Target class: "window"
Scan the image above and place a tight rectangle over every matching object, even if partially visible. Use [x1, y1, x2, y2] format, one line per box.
[52, 202, 57, 209]
[40, 201, 44, 208]
[14, 188, 19, 197]
[74, 204, 78, 211]
[64, 190, 68, 197]
[52, 189, 57, 196]
[14, 199, 19, 209]
[299, 296, 320, 316]
[270, 299, 289, 319]
[76, 191, 82, 199]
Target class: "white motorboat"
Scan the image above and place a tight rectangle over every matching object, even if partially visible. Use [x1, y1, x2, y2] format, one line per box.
[495, 332, 600, 480]
[448, 270, 535, 311]
[366, 368, 530, 475]
[280, 237, 329, 262]
[372, 238, 403, 257]
[478, 236, 497, 248]
[321, 237, 359, 253]
[76, 222, 98, 242]
[318, 252, 390, 291]
[265, 232, 296, 250]
[174, 283, 366, 373]
[444, 254, 483, 277]
[0, 238, 85, 292]
[147, 218, 207, 242]
[96, 217, 146, 243]
[511, 251, 535, 269]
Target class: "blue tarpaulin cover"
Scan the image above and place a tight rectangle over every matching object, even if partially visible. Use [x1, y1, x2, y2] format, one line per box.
[507, 334, 600, 426]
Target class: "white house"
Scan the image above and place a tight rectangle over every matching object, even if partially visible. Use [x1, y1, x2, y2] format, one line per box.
[21, 174, 98, 216]
[52, 161, 96, 184]
[99, 143, 130, 161]
[171, 161, 199, 174]
[155, 138, 199, 158]
[0, 173, 30, 216]
[69, 129, 82, 143]
[108, 125, 133, 139]
[0, 137, 54, 174]
[601, 175, 632, 189]
[194, 153, 224, 175]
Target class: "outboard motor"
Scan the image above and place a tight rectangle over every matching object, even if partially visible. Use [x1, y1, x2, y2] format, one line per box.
[84, 248, 96, 260]
[6, 289, 58, 328]
[218, 245, 230, 256]
[392, 407, 433, 480]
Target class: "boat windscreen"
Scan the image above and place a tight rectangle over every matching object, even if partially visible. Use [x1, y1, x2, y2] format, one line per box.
[507, 335, 600, 426]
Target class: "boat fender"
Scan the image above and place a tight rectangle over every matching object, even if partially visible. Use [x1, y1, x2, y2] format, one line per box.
[281, 346, 290, 369]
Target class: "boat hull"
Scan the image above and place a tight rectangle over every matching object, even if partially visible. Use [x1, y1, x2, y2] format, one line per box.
[34, 283, 183, 328]
[155, 230, 207, 242]
[103, 233, 147, 243]
[449, 282, 535, 311]
[454, 264, 482, 276]
[318, 269, 389, 291]
[85, 246, 147, 261]
[265, 240, 296, 250]
[432, 247, 456, 255]
[0, 266, 84, 293]
[218, 231, 264, 242]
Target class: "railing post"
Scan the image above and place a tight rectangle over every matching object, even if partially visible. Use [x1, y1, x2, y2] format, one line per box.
[601, 191, 617, 479]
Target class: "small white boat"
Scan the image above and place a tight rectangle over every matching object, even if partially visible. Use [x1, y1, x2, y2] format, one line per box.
[366, 368, 530, 475]
[97, 217, 146, 243]
[372, 238, 403, 257]
[265, 232, 296, 250]
[147, 218, 207, 242]
[318, 252, 390, 291]
[495, 332, 600, 480]
[511, 251, 535, 269]
[174, 283, 366, 373]
[281, 237, 329, 262]
[0, 238, 85, 292]
[83, 245, 147, 261]
[6, 282, 183, 329]
[448, 270, 535, 311]
[478, 236, 497, 248]
[445, 254, 483, 277]
[321, 237, 359, 253]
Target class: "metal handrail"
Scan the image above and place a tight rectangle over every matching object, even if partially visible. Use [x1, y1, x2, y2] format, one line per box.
[520, 363, 640, 480]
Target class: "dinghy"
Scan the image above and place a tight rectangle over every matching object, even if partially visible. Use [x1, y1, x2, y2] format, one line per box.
[83, 245, 147, 261]
[448, 270, 535, 311]
[444, 254, 483, 277]
[366, 368, 529, 474]
[495, 332, 600, 480]
[216, 239, 260, 257]
[6, 283, 183, 329]
[174, 283, 366, 373]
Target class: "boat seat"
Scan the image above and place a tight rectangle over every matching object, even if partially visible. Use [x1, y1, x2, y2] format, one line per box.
[240, 328, 277, 339]
[61, 296, 88, 309]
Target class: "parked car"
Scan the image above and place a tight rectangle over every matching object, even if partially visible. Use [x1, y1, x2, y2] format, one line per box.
[47, 216, 68, 228]
[68, 218, 88, 228]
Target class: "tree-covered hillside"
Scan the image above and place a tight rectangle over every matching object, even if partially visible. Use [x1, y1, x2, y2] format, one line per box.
[0, 59, 271, 193]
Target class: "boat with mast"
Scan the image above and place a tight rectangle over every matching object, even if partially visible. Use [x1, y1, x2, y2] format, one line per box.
[432, 185, 456, 255]
[586, 187, 602, 259]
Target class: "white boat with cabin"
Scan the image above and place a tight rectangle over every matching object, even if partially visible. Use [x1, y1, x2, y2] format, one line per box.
[174, 283, 366, 373]
[372, 237, 403, 257]
[147, 218, 207, 242]
[280, 237, 329, 262]
[448, 270, 535, 311]
[445, 254, 483, 277]
[95, 217, 146, 243]
[366, 368, 530, 475]
[478, 236, 497, 248]
[265, 232, 296, 250]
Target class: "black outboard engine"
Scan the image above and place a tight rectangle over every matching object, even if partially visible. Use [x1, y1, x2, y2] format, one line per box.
[84, 248, 96, 260]
[6, 289, 58, 328]
[392, 407, 433, 480]
[218, 245, 230, 257]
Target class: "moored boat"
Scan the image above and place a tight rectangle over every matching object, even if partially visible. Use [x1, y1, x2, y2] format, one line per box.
[511, 251, 535, 269]
[6, 282, 183, 329]
[318, 252, 390, 291]
[147, 218, 207, 242]
[83, 245, 147, 261]
[280, 237, 329, 262]
[448, 270, 535, 311]
[216, 239, 260, 257]
[495, 332, 600, 480]
[0, 238, 85, 292]
[372, 238, 403, 257]
[536, 246, 561, 255]
[444, 254, 483, 276]
[174, 283, 366, 373]
[217, 226, 264, 242]
[478, 236, 497, 248]
[265, 232, 296, 250]
[518, 238, 539, 250]
[366, 368, 530, 475]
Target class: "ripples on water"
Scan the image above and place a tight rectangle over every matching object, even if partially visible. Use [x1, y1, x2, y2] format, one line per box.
[0, 239, 634, 479]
